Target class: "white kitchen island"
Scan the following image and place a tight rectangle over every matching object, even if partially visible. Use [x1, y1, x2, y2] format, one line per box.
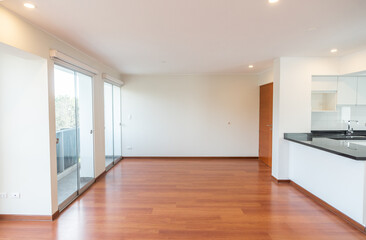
[285, 133, 366, 231]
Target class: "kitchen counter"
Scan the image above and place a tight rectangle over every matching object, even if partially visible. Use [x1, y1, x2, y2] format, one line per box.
[284, 130, 366, 227]
[284, 131, 366, 160]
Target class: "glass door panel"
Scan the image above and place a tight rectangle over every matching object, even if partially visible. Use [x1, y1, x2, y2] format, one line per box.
[55, 64, 95, 209]
[104, 83, 122, 168]
[113, 85, 122, 162]
[76, 72, 94, 190]
[104, 83, 114, 167]
[55, 65, 78, 205]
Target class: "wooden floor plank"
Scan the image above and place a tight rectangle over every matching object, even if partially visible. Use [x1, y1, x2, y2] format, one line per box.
[0, 158, 365, 240]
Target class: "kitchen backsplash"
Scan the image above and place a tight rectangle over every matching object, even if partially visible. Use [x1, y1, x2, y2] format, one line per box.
[312, 105, 366, 130]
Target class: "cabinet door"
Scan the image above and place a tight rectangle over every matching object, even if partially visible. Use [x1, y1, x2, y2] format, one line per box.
[337, 77, 357, 105]
[357, 77, 366, 105]
[312, 76, 338, 91]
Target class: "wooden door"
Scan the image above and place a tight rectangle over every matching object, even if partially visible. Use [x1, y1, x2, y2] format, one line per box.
[259, 83, 273, 167]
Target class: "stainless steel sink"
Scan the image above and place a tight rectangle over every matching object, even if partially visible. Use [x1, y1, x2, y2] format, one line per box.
[329, 135, 366, 140]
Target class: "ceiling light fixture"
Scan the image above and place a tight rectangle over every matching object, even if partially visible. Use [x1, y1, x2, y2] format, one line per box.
[330, 48, 338, 53]
[269, 0, 279, 3]
[24, 3, 35, 8]
[248, 65, 254, 69]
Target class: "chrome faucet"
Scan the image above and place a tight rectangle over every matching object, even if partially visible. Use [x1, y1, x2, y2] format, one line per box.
[346, 120, 358, 135]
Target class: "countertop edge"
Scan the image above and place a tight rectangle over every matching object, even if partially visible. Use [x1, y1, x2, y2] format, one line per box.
[284, 136, 366, 161]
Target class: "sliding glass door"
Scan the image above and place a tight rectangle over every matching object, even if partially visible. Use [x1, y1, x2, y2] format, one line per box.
[104, 82, 122, 169]
[104, 83, 114, 168]
[113, 86, 122, 162]
[76, 72, 94, 190]
[55, 66, 78, 206]
[55, 64, 94, 209]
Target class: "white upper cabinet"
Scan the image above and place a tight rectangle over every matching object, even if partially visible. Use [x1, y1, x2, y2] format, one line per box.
[311, 76, 338, 112]
[357, 77, 366, 105]
[311, 76, 338, 92]
[337, 77, 358, 105]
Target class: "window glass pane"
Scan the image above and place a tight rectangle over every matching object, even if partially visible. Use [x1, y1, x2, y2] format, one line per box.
[104, 83, 114, 166]
[113, 85, 122, 160]
[55, 65, 77, 205]
[76, 72, 94, 189]
[55, 65, 95, 207]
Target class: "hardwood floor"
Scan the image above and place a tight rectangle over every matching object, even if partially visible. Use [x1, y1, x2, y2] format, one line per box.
[1, 158, 365, 240]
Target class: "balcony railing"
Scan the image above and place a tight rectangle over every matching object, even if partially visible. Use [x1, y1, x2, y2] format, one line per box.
[56, 128, 80, 175]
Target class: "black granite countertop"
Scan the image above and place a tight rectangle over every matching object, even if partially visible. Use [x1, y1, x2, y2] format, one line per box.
[284, 131, 366, 160]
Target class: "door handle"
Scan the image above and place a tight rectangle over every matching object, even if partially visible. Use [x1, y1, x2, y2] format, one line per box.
[266, 125, 272, 127]
[90, 130, 93, 134]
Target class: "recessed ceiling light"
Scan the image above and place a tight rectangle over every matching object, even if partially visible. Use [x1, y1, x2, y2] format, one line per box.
[330, 49, 338, 53]
[248, 65, 254, 69]
[269, 0, 279, 3]
[24, 3, 35, 9]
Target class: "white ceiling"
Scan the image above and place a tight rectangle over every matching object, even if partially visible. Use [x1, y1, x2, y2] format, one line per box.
[2, 0, 366, 74]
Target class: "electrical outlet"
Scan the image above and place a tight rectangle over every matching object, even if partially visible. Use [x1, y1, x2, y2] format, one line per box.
[10, 193, 20, 199]
[127, 146, 132, 150]
[0, 193, 7, 199]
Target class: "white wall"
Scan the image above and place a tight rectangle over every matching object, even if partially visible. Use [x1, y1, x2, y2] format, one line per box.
[258, 68, 274, 86]
[272, 59, 283, 179]
[340, 49, 366, 75]
[0, 43, 51, 215]
[272, 57, 339, 179]
[0, 6, 120, 215]
[121, 74, 259, 157]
